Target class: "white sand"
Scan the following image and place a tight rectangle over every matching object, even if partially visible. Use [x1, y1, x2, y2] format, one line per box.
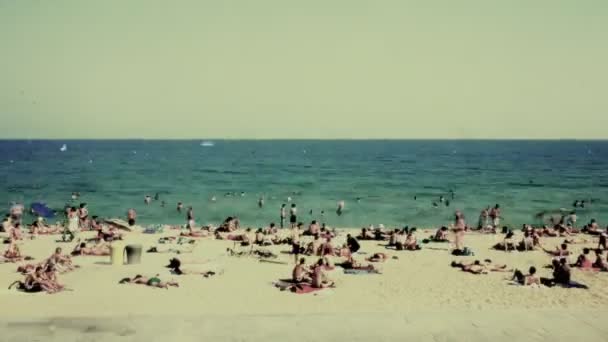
[2, 229, 608, 341]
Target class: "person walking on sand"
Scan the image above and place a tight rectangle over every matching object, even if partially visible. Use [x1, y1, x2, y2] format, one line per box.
[280, 204, 286, 228]
[290, 204, 298, 228]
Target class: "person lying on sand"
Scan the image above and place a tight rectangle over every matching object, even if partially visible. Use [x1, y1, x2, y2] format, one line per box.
[337, 256, 380, 273]
[450, 260, 511, 275]
[366, 253, 388, 262]
[312, 258, 335, 288]
[147, 243, 196, 254]
[541, 225, 558, 237]
[292, 258, 312, 283]
[512, 266, 541, 286]
[119, 274, 179, 289]
[29, 218, 61, 235]
[166, 258, 219, 277]
[180, 225, 209, 238]
[70, 239, 111, 256]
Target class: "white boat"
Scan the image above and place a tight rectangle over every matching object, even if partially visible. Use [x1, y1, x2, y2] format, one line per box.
[60, 144, 67, 152]
[201, 141, 215, 147]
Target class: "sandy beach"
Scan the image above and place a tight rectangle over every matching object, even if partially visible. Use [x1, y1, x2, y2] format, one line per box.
[2, 228, 608, 341]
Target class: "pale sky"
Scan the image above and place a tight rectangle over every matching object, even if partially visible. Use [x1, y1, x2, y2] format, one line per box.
[0, 0, 606, 139]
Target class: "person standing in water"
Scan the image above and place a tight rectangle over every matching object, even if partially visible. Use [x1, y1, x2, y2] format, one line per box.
[177, 202, 183, 213]
[127, 208, 137, 227]
[186, 207, 194, 222]
[154, 193, 159, 201]
[489, 204, 501, 229]
[290, 204, 298, 228]
[337, 201, 345, 216]
[258, 196, 264, 208]
[144, 195, 152, 205]
[280, 204, 286, 228]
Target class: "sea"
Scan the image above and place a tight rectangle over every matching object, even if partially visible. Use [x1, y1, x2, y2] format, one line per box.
[1, 140, 607, 229]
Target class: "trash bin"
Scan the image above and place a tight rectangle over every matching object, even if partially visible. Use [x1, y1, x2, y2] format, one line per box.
[125, 244, 142, 265]
[110, 243, 125, 266]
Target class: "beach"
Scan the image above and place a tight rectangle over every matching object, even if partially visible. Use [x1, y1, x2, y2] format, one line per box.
[2, 228, 608, 341]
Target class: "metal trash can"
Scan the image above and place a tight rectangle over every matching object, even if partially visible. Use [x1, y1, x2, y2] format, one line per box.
[110, 243, 125, 266]
[125, 244, 143, 265]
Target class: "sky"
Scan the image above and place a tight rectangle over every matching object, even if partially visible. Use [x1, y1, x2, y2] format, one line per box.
[0, 0, 607, 139]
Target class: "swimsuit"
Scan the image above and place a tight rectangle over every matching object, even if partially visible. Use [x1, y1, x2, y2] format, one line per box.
[147, 277, 161, 286]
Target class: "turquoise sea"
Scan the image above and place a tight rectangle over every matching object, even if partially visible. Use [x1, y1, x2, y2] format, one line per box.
[1, 140, 607, 229]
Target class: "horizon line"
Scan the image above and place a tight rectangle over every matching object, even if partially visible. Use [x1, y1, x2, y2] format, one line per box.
[0, 138, 607, 141]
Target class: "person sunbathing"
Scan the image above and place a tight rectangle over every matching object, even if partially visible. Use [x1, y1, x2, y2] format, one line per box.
[292, 258, 312, 283]
[542, 243, 570, 257]
[312, 258, 335, 288]
[10, 266, 59, 294]
[512, 266, 541, 286]
[119, 274, 179, 289]
[180, 226, 208, 238]
[403, 229, 420, 250]
[357, 228, 375, 240]
[366, 253, 388, 262]
[304, 235, 323, 256]
[492, 231, 516, 251]
[71, 240, 111, 256]
[9, 223, 23, 240]
[320, 238, 335, 256]
[451, 260, 510, 274]
[166, 258, 219, 277]
[572, 248, 593, 269]
[432, 227, 449, 242]
[541, 226, 558, 237]
[40, 264, 65, 292]
[592, 249, 608, 271]
[338, 256, 379, 272]
[3, 240, 22, 261]
[46, 247, 76, 273]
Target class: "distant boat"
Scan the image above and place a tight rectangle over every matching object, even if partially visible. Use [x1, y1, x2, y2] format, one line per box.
[201, 141, 215, 147]
[60, 144, 67, 152]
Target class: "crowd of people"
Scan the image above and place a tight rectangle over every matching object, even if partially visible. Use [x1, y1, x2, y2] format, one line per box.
[1, 196, 607, 295]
